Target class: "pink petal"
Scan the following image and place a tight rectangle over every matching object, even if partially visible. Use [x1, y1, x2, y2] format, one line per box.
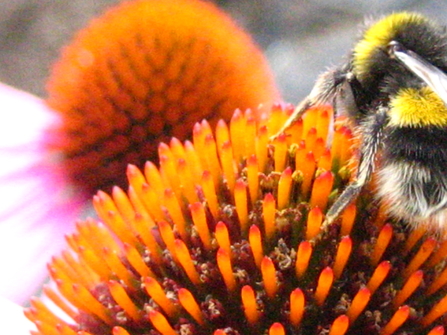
[0, 297, 36, 334]
[0, 83, 82, 303]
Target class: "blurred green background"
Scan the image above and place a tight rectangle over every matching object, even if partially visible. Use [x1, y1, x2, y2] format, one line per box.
[1, 0, 446, 104]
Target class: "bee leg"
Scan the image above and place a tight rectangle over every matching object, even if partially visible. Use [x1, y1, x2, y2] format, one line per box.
[271, 68, 346, 141]
[323, 107, 388, 227]
[270, 97, 312, 141]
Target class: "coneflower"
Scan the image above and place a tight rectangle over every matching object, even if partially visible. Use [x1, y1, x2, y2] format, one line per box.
[1, 0, 278, 304]
[46, 0, 279, 196]
[26, 104, 447, 335]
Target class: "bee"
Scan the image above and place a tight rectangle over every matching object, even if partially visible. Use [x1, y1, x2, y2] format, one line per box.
[275, 12, 447, 233]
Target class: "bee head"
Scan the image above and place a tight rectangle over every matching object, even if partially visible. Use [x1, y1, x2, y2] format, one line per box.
[353, 12, 447, 92]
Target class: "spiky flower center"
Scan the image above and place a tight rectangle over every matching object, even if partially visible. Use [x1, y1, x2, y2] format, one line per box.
[27, 105, 447, 335]
[46, 0, 278, 195]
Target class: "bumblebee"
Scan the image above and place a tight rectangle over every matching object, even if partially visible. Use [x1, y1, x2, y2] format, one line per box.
[276, 12, 447, 233]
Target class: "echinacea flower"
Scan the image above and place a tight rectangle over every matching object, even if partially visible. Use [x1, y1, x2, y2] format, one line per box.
[26, 104, 447, 335]
[46, 0, 279, 197]
[0, 0, 278, 304]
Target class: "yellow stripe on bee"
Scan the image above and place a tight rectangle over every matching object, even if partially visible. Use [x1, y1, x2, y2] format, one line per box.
[353, 12, 429, 82]
[389, 87, 447, 127]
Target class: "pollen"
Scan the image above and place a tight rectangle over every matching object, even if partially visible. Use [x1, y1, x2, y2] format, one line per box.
[27, 104, 447, 335]
[47, 0, 279, 196]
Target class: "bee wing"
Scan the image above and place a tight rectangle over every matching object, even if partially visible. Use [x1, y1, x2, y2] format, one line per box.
[390, 41, 447, 105]
[271, 67, 349, 140]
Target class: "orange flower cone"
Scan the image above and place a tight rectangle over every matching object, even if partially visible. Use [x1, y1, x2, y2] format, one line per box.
[25, 105, 447, 335]
[47, 0, 279, 196]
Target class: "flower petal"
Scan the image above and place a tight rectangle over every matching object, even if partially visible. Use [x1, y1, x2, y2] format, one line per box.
[0, 297, 36, 334]
[0, 83, 82, 303]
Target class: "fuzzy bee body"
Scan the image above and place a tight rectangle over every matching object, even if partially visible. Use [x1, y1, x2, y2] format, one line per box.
[277, 12, 447, 233]
[377, 116, 447, 230]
